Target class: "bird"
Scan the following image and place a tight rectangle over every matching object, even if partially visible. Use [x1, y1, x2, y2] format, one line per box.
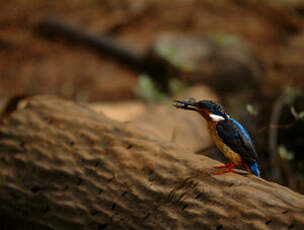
[174, 98, 260, 177]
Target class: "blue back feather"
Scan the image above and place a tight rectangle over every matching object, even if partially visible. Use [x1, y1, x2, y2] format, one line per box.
[229, 119, 260, 177]
[229, 118, 253, 146]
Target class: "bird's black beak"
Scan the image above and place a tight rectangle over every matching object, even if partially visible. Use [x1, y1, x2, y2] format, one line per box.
[173, 99, 198, 111]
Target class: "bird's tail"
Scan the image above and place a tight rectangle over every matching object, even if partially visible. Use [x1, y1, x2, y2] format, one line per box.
[249, 162, 261, 177]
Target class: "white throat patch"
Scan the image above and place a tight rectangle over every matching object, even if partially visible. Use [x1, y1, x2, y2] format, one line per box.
[209, 114, 225, 122]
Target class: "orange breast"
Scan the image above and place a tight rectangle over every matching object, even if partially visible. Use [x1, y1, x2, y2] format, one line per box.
[208, 122, 243, 166]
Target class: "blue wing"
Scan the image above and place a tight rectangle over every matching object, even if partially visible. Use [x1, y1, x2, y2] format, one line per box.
[216, 118, 258, 166]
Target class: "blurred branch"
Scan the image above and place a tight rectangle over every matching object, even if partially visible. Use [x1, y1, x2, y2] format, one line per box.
[258, 110, 299, 133]
[37, 19, 142, 69]
[36, 19, 176, 93]
[268, 96, 284, 183]
[268, 96, 300, 188]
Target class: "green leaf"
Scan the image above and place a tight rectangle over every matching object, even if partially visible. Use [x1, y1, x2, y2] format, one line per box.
[208, 33, 237, 47]
[155, 43, 195, 71]
[169, 78, 184, 96]
[278, 145, 294, 160]
[290, 106, 304, 120]
[290, 106, 298, 119]
[283, 85, 303, 104]
[246, 104, 258, 116]
[298, 111, 304, 119]
[134, 74, 167, 102]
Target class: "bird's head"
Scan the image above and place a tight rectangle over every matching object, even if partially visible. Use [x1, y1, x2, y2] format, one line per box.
[174, 99, 229, 122]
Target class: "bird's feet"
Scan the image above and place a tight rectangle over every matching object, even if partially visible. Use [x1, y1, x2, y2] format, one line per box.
[213, 163, 235, 175]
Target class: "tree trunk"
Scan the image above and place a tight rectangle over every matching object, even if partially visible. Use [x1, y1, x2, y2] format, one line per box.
[0, 96, 303, 230]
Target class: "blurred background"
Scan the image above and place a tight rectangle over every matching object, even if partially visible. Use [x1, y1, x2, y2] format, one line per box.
[0, 0, 303, 193]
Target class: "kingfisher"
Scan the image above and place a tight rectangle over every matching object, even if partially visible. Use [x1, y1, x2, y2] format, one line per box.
[174, 99, 260, 177]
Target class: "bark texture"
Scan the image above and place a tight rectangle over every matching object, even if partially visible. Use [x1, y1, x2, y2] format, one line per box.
[0, 96, 303, 230]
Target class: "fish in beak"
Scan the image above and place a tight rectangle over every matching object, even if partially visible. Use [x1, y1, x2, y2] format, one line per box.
[173, 98, 198, 112]
[174, 98, 224, 122]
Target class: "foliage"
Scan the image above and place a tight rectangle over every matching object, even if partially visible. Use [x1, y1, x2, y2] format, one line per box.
[134, 74, 184, 102]
[155, 43, 196, 71]
[290, 106, 304, 120]
[246, 104, 259, 116]
[278, 145, 294, 160]
[208, 33, 238, 47]
[283, 85, 303, 105]
[169, 78, 184, 96]
[283, 85, 304, 121]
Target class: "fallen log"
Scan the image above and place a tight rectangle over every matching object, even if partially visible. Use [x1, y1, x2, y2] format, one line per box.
[0, 96, 303, 230]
